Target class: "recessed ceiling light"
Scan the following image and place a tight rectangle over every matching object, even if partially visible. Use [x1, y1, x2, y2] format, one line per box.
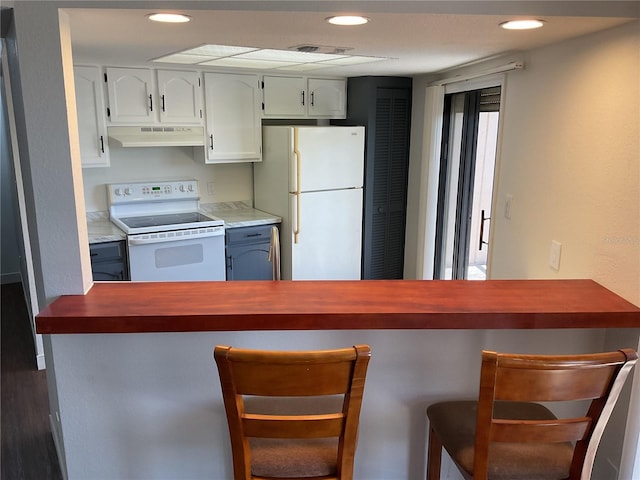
[499, 19, 545, 30]
[326, 15, 369, 26]
[147, 13, 191, 23]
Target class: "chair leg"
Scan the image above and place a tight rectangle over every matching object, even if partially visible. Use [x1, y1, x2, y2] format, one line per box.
[427, 426, 442, 480]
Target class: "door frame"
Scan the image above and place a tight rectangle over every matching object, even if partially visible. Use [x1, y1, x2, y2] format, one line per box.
[1, 39, 44, 368]
[418, 73, 507, 280]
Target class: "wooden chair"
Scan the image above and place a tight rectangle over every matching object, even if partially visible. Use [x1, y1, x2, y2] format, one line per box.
[214, 344, 371, 480]
[426, 349, 637, 480]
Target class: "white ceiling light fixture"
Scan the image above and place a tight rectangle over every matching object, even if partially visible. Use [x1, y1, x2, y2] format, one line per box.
[499, 19, 545, 30]
[147, 13, 191, 23]
[152, 44, 390, 71]
[326, 15, 369, 26]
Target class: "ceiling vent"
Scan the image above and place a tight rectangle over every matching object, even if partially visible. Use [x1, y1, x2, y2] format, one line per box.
[296, 45, 319, 53]
[289, 44, 353, 55]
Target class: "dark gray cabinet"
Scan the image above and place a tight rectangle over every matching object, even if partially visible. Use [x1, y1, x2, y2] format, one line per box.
[334, 76, 412, 279]
[90, 241, 129, 281]
[225, 224, 278, 280]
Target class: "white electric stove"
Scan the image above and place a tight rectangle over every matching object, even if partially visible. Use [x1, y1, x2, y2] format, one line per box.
[107, 180, 226, 282]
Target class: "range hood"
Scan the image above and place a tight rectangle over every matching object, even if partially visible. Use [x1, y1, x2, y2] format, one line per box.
[107, 126, 205, 148]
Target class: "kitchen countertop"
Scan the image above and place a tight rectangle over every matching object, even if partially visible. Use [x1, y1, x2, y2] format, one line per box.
[36, 279, 640, 334]
[200, 201, 281, 228]
[87, 203, 280, 244]
[87, 212, 126, 244]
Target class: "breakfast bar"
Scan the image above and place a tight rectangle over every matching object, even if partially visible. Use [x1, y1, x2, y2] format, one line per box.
[37, 279, 640, 333]
[36, 280, 640, 480]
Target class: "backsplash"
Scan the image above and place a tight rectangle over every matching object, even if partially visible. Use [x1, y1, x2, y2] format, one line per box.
[82, 145, 254, 212]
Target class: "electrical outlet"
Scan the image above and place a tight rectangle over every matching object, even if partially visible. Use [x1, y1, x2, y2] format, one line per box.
[550, 240, 562, 270]
[504, 194, 513, 219]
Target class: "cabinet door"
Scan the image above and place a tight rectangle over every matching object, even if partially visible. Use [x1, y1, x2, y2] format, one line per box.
[203, 72, 261, 163]
[308, 78, 346, 118]
[74, 66, 110, 167]
[262, 75, 306, 117]
[226, 243, 273, 280]
[157, 70, 202, 124]
[90, 241, 129, 281]
[106, 67, 155, 123]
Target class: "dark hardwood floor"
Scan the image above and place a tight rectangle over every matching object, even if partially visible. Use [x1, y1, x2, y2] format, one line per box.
[1, 282, 63, 480]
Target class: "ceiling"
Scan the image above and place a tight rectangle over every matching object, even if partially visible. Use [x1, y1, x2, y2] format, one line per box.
[66, 1, 639, 77]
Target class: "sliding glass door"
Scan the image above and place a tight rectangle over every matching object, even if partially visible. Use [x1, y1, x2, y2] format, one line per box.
[433, 87, 500, 280]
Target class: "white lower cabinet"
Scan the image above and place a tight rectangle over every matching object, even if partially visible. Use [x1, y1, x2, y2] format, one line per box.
[203, 72, 262, 163]
[74, 66, 110, 168]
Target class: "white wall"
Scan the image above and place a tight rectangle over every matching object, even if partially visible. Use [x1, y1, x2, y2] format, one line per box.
[82, 147, 253, 212]
[50, 328, 606, 480]
[406, 21, 640, 306]
[489, 24, 640, 475]
[405, 20, 640, 479]
[492, 21, 639, 305]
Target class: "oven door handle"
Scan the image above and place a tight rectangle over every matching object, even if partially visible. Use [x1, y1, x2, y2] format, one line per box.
[127, 227, 224, 246]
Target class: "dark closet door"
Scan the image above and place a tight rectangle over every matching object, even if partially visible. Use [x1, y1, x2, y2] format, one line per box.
[336, 76, 412, 279]
[367, 87, 411, 278]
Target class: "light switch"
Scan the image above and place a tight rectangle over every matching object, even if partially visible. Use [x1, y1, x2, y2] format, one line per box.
[504, 194, 513, 219]
[550, 240, 562, 271]
[207, 182, 215, 196]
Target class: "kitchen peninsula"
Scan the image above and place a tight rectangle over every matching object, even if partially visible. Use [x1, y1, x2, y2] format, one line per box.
[37, 280, 640, 480]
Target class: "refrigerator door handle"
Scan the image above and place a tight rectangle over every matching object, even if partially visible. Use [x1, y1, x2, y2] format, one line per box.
[292, 193, 301, 244]
[293, 128, 302, 244]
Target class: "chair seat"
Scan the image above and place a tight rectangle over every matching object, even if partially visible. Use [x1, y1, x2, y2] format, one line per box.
[250, 437, 338, 478]
[427, 400, 574, 480]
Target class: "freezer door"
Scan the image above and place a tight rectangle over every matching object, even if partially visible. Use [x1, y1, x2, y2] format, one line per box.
[289, 188, 363, 280]
[292, 126, 365, 193]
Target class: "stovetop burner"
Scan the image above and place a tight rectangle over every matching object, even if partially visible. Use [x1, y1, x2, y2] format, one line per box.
[118, 212, 216, 229]
[107, 180, 225, 235]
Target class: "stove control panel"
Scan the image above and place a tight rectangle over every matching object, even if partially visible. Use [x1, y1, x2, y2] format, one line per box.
[108, 180, 200, 204]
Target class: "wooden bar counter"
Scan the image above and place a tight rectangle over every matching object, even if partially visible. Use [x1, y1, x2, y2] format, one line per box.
[36, 279, 640, 480]
[36, 279, 640, 334]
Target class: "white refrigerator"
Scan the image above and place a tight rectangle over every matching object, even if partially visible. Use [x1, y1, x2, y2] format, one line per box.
[254, 126, 365, 280]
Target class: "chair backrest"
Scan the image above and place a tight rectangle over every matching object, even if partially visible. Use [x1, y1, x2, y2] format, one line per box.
[214, 344, 371, 480]
[474, 349, 638, 480]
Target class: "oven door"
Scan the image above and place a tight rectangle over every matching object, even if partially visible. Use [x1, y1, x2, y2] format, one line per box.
[127, 227, 225, 281]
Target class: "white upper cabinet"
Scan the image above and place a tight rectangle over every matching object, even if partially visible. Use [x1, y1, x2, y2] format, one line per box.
[157, 70, 203, 124]
[106, 67, 202, 125]
[262, 75, 346, 119]
[307, 78, 346, 118]
[74, 66, 110, 168]
[262, 75, 307, 118]
[106, 67, 155, 124]
[203, 72, 262, 163]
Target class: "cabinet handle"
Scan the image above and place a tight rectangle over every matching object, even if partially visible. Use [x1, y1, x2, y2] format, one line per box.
[100, 135, 104, 153]
[148, 94, 153, 112]
[301, 90, 305, 106]
[310, 91, 315, 107]
[161, 94, 166, 112]
[209, 134, 214, 151]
